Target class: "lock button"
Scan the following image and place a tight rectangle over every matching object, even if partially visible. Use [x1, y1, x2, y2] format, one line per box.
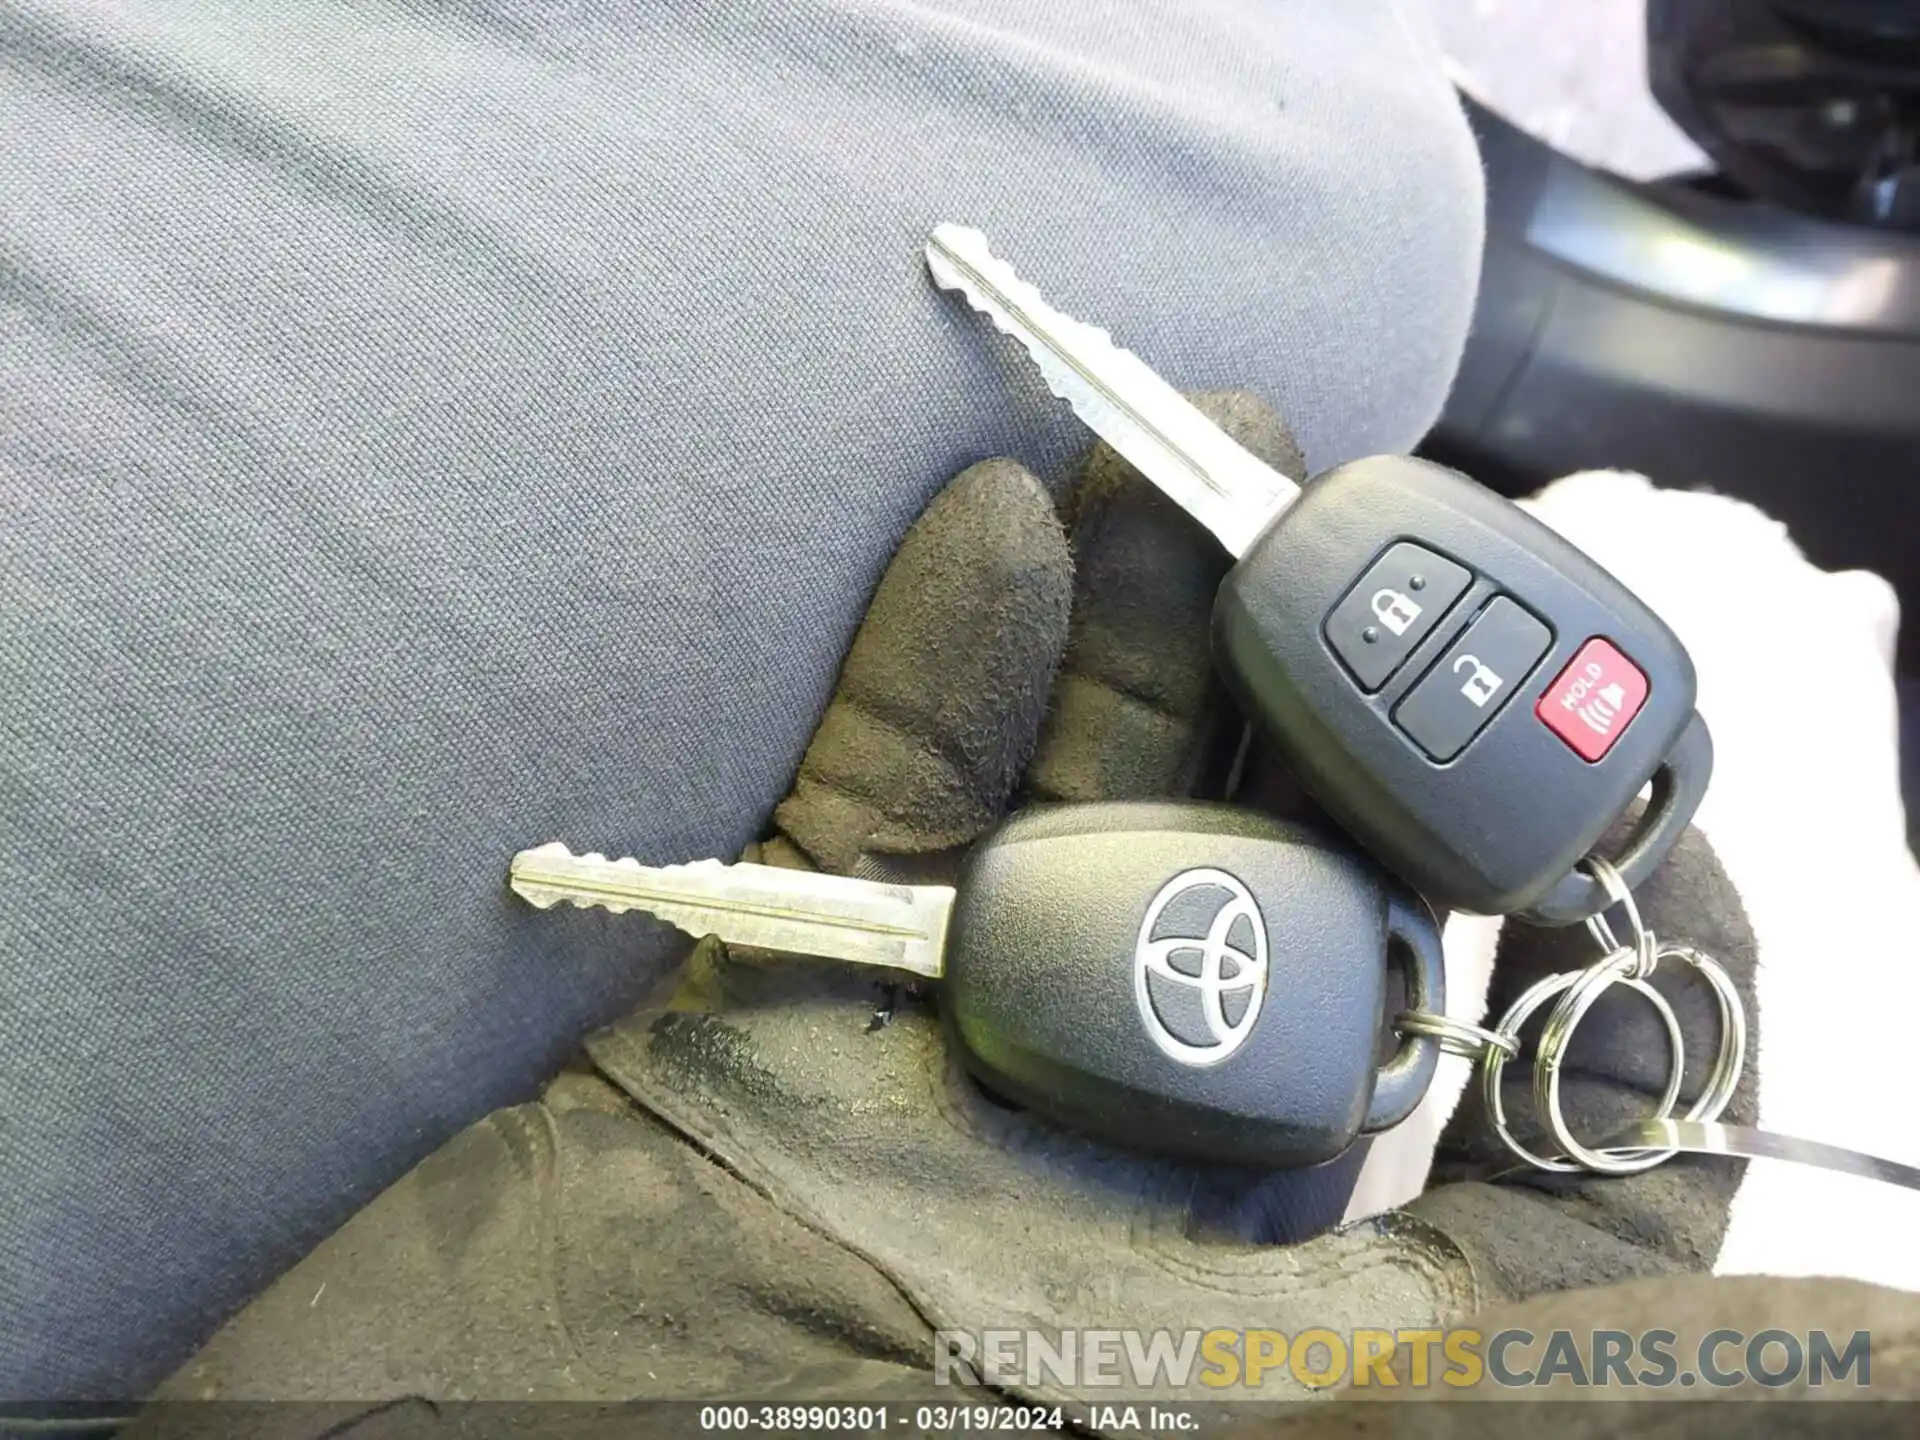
[1394, 596, 1552, 762]
[1324, 542, 1473, 692]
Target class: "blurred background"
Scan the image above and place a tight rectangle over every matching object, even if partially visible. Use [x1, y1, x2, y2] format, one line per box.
[1432, 0, 1710, 181]
[1422, 0, 1920, 839]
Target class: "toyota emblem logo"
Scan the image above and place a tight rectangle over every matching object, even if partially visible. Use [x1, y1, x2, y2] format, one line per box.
[1133, 867, 1268, 1066]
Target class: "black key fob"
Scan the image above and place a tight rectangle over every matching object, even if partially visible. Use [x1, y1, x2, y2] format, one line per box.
[942, 801, 1443, 1169]
[1215, 454, 1712, 924]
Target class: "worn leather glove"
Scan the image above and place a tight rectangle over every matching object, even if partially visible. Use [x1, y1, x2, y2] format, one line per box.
[143, 394, 1911, 1435]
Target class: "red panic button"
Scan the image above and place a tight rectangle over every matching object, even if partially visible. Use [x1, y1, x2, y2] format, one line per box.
[1536, 638, 1650, 762]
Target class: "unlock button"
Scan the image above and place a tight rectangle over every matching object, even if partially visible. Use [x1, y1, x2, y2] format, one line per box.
[1394, 597, 1552, 762]
[1324, 542, 1473, 691]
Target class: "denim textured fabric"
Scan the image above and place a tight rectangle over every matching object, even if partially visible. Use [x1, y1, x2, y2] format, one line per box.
[0, 0, 1483, 1400]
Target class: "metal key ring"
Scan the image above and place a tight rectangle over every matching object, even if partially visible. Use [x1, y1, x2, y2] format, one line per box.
[1395, 1011, 1522, 1062]
[1582, 856, 1656, 980]
[1534, 947, 1688, 1173]
[1654, 944, 1748, 1126]
[1552, 942, 1749, 1171]
[1483, 951, 1687, 1174]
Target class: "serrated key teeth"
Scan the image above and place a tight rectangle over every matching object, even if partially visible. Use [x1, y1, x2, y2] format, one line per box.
[921, 220, 1301, 559]
[508, 841, 608, 910]
[501, 842, 953, 976]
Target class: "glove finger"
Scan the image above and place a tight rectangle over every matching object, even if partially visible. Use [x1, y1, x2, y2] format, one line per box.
[765, 459, 1073, 876]
[1020, 390, 1307, 806]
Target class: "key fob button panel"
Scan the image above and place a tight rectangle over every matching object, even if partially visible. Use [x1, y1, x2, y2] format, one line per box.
[1393, 596, 1553, 762]
[1536, 638, 1650, 762]
[1214, 455, 1701, 918]
[1323, 542, 1472, 692]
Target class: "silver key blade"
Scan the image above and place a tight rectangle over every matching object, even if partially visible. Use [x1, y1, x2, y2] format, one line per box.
[509, 843, 954, 979]
[925, 223, 1301, 558]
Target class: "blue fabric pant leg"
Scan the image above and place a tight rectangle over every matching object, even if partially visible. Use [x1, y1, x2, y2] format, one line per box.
[0, 0, 1485, 1400]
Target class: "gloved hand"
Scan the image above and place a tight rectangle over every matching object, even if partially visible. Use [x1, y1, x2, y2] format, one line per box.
[142, 396, 1784, 1431]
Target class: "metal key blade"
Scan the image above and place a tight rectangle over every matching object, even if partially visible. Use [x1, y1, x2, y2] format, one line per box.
[925, 222, 1301, 558]
[509, 843, 953, 978]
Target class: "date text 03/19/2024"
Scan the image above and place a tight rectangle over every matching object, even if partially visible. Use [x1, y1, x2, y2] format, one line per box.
[698, 1404, 1070, 1433]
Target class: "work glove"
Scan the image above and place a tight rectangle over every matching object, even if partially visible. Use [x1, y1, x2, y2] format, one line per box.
[143, 394, 1912, 1436]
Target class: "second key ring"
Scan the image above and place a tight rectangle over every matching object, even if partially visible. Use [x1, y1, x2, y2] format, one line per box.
[1484, 950, 1688, 1175]
[1535, 941, 1748, 1174]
